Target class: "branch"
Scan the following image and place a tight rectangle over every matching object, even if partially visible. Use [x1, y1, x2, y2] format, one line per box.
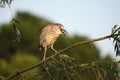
[0, 76, 5, 80]
[4, 34, 113, 80]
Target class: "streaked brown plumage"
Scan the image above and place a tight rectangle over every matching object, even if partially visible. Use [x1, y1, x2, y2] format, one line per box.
[39, 23, 67, 60]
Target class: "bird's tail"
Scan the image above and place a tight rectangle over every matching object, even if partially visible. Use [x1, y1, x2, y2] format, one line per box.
[38, 45, 43, 51]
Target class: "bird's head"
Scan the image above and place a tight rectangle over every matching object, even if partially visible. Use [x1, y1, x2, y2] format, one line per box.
[55, 23, 68, 36]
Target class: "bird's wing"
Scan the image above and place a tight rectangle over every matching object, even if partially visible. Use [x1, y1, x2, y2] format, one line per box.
[39, 25, 52, 44]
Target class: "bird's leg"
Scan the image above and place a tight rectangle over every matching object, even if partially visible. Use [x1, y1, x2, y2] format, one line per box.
[42, 46, 47, 61]
[51, 44, 57, 53]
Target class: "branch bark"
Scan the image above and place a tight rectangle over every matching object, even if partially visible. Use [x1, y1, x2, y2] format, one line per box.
[4, 34, 113, 80]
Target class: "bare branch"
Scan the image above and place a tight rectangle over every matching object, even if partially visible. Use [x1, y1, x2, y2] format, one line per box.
[4, 34, 113, 80]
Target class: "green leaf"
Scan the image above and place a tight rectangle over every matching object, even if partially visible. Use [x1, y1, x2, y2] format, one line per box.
[59, 71, 68, 80]
[112, 25, 118, 34]
[0, 0, 13, 7]
[49, 64, 59, 78]
[112, 25, 120, 57]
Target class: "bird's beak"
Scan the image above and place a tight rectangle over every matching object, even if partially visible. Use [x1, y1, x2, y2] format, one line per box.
[61, 29, 68, 36]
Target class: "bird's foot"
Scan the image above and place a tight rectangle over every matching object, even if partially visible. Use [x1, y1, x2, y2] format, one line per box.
[54, 50, 57, 53]
[41, 57, 46, 62]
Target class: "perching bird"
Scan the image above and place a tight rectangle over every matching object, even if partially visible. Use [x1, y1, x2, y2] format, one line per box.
[39, 23, 67, 60]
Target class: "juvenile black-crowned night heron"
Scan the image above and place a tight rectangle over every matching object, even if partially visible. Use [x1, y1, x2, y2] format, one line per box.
[38, 23, 67, 60]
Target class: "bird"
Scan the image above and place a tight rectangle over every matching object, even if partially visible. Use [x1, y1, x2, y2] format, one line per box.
[38, 23, 67, 60]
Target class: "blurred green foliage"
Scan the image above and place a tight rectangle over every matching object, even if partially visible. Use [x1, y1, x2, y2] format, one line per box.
[0, 12, 116, 79]
[0, 53, 39, 76]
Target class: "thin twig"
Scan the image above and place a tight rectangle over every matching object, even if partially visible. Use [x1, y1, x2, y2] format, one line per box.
[0, 76, 5, 80]
[18, 71, 25, 80]
[85, 67, 95, 80]
[68, 68, 83, 80]
[88, 43, 104, 80]
[52, 57, 64, 67]
[42, 65, 55, 80]
[63, 61, 71, 80]
[4, 34, 113, 80]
